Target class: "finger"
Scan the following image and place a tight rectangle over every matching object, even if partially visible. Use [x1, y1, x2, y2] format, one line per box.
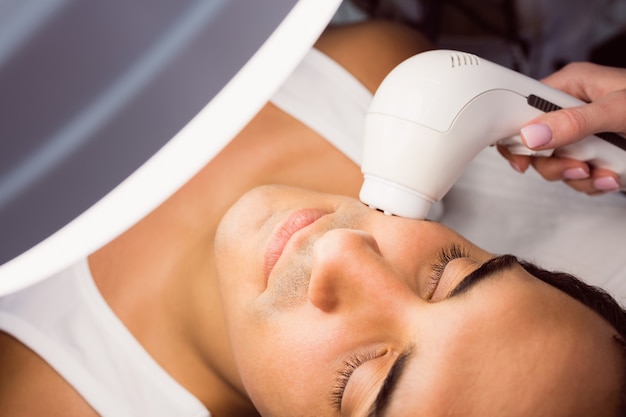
[541, 62, 626, 101]
[563, 168, 621, 195]
[496, 145, 531, 173]
[530, 156, 590, 182]
[521, 90, 626, 150]
[590, 169, 621, 194]
[540, 63, 595, 101]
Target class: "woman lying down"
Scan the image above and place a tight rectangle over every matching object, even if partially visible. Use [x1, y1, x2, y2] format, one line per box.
[0, 20, 625, 417]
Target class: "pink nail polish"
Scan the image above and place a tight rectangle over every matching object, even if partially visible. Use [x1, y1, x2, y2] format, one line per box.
[563, 167, 589, 180]
[509, 161, 525, 174]
[593, 176, 620, 192]
[521, 124, 552, 148]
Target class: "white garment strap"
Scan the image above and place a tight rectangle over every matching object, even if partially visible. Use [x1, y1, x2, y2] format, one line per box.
[0, 259, 209, 417]
[271, 48, 373, 165]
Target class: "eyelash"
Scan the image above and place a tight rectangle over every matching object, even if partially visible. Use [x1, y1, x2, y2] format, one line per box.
[427, 243, 471, 299]
[331, 349, 383, 410]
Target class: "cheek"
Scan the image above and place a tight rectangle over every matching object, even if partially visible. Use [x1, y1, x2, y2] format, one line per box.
[234, 303, 345, 374]
[232, 308, 345, 413]
[215, 242, 267, 324]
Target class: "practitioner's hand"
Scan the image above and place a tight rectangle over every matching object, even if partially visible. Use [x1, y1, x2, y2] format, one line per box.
[499, 62, 626, 195]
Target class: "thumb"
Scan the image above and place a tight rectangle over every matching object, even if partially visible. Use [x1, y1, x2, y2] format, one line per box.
[521, 94, 623, 149]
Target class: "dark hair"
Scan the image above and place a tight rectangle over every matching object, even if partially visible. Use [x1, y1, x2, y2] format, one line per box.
[519, 260, 626, 417]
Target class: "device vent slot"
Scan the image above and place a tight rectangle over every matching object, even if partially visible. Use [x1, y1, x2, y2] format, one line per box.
[450, 52, 480, 68]
[527, 94, 561, 113]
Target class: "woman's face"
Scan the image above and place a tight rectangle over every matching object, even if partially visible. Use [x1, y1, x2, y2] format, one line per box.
[215, 185, 622, 417]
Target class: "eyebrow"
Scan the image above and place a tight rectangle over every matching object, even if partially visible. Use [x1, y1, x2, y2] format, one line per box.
[449, 254, 519, 298]
[365, 254, 519, 417]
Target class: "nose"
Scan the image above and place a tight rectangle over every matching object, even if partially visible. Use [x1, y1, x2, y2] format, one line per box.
[308, 228, 415, 312]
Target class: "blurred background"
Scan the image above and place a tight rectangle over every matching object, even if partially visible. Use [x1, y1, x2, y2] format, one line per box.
[334, 0, 626, 77]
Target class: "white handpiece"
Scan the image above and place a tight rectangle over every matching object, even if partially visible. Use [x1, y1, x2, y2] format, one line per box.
[360, 50, 626, 219]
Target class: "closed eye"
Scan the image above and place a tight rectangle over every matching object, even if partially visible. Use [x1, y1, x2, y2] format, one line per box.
[427, 244, 471, 299]
[331, 350, 386, 412]
[331, 348, 387, 411]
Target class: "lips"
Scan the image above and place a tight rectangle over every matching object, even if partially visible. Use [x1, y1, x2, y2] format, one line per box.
[264, 208, 328, 280]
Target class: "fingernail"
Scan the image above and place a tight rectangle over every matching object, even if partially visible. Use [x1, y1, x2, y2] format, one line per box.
[593, 176, 620, 192]
[563, 167, 589, 180]
[509, 160, 526, 174]
[521, 123, 553, 148]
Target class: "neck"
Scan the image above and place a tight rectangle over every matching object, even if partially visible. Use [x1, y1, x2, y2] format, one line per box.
[90, 102, 361, 414]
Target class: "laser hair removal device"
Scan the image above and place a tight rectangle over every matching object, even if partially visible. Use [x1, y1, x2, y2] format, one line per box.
[359, 50, 626, 219]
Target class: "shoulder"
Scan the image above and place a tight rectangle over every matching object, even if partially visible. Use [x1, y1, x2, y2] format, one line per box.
[314, 20, 433, 92]
[0, 331, 99, 416]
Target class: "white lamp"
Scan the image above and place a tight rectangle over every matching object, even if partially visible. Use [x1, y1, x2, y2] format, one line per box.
[0, 0, 342, 295]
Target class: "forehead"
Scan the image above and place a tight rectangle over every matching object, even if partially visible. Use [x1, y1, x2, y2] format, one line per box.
[381, 275, 623, 417]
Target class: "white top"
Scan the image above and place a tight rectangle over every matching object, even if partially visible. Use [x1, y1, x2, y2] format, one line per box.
[271, 47, 372, 165]
[0, 258, 210, 417]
